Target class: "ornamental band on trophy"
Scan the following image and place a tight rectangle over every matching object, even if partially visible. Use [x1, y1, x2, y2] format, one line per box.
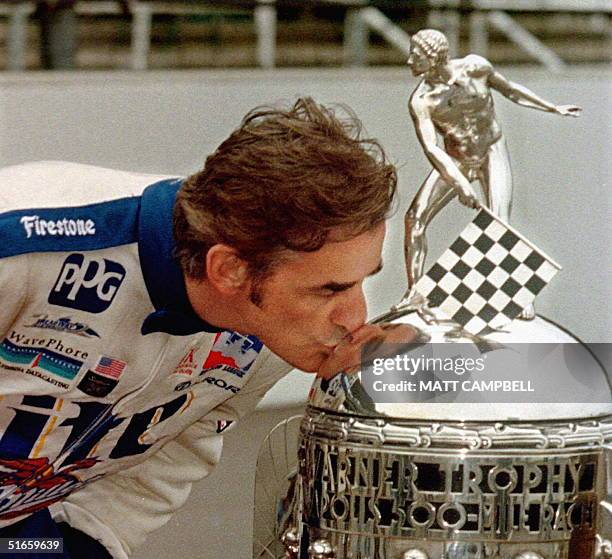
[268, 29, 611, 559]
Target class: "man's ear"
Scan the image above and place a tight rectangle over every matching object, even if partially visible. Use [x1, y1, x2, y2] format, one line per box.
[205, 244, 250, 295]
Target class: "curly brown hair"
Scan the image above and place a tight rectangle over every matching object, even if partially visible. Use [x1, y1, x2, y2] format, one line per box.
[173, 97, 397, 283]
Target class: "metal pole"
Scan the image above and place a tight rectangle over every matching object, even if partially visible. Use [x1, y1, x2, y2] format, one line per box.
[46, 4, 77, 69]
[343, 7, 369, 66]
[469, 11, 488, 57]
[255, 0, 276, 69]
[488, 10, 565, 72]
[7, 3, 33, 71]
[359, 6, 412, 57]
[428, 0, 460, 58]
[130, 2, 153, 70]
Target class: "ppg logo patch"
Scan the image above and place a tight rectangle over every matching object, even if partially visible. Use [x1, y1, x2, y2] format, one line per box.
[49, 254, 126, 313]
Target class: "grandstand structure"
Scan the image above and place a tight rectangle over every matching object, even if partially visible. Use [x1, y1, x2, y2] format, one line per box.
[0, 0, 610, 70]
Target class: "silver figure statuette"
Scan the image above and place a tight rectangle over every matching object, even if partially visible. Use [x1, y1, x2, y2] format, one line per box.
[402, 29, 581, 316]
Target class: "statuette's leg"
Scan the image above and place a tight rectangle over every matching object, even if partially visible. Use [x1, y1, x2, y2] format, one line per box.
[483, 138, 513, 223]
[404, 170, 457, 300]
[483, 138, 535, 320]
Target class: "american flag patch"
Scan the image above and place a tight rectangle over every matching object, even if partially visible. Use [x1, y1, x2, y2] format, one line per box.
[93, 356, 127, 380]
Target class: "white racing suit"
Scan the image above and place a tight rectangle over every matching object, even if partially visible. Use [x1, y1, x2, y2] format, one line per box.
[0, 161, 293, 557]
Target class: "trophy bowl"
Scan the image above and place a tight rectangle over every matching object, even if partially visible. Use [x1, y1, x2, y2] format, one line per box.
[282, 309, 612, 559]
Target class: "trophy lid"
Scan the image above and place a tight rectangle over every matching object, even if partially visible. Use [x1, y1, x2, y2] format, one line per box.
[308, 310, 611, 422]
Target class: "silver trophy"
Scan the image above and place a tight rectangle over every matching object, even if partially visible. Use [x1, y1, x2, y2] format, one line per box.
[261, 29, 611, 559]
[284, 314, 612, 558]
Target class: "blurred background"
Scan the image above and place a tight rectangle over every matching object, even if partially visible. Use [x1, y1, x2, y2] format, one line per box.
[0, 0, 610, 70]
[0, 0, 612, 70]
[0, 2, 610, 557]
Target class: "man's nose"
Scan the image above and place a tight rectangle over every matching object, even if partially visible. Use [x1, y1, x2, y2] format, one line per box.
[330, 286, 368, 336]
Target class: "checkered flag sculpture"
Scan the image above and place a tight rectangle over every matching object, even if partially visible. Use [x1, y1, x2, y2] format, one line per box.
[413, 208, 561, 335]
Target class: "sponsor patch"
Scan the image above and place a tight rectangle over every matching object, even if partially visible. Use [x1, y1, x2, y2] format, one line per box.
[173, 380, 192, 392]
[77, 356, 126, 397]
[20, 215, 96, 239]
[0, 456, 98, 520]
[0, 362, 70, 389]
[25, 314, 100, 338]
[77, 370, 117, 397]
[174, 375, 240, 393]
[5, 330, 88, 360]
[202, 376, 240, 393]
[49, 254, 126, 314]
[201, 332, 262, 378]
[171, 348, 198, 376]
[216, 420, 234, 434]
[0, 337, 83, 381]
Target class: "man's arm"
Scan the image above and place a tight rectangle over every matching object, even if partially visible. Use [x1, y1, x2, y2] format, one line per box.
[53, 351, 292, 558]
[488, 70, 581, 116]
[54, 415, 224, 558]
[0, 254, 29, 336]
[409, 96, 479, 208]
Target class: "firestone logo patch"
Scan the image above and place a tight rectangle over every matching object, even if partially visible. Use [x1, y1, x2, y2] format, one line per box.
[20, 215, 96, 238]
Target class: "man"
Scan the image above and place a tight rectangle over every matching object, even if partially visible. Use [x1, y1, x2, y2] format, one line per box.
[403, 28, 581, 314]
[0, 98, 398, 557]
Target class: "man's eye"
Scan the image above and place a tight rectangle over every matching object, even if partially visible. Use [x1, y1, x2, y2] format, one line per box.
[321, 285, 352, 297]
[321, 289, 339, 298]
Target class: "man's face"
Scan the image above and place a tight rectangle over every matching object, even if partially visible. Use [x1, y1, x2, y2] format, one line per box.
[245, 223, 386, 372]
[407, 42, 432, 76]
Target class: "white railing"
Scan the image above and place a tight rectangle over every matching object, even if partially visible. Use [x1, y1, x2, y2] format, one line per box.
[1, 0, 610, 71]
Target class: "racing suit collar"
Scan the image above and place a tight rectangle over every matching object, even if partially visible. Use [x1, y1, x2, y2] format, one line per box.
[138, 178, 222, 336]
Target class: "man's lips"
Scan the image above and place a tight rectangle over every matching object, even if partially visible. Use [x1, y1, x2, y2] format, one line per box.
[316, 324, 420, 379]
[320, 332, 353, 351]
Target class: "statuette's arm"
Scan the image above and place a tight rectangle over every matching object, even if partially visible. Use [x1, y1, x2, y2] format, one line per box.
[409, 101, 479, 208]
[488, 71, 582, 117]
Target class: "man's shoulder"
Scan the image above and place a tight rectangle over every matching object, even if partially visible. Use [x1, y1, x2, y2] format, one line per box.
[0, 161, 172, 213]
[0, 161, 178, 262]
